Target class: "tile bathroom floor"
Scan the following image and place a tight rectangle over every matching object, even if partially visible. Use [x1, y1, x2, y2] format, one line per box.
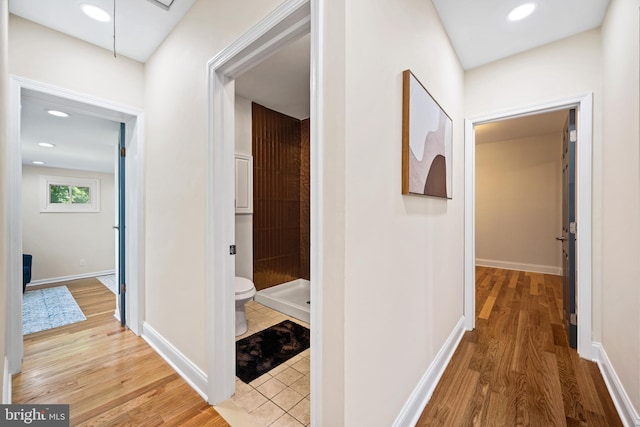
[229, 300, 311, 426]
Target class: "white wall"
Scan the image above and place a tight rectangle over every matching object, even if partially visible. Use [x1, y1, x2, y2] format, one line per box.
[476, 133, 563, 274]
[8, 15, 144, 108]
[465, 29, 603, 342]
[1, 0, 9, 403]
[318, 1, 347, 423]
[339, 0, 465, 424]
[235, 95, 253, 280]
[143, 0, 283, 374]
[600, 0, 640, 413]
[22, 166, 115, 282]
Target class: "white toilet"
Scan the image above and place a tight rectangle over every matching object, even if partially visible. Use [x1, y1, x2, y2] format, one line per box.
[235, 276, 256, 336]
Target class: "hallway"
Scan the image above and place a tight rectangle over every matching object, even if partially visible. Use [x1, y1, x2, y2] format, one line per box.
[417, 267, 622, 426]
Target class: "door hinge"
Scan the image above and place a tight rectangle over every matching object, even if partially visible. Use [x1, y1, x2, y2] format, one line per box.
[570, 130, 577, 143]
[570, 313, 577, 326]
[229, 245, 236, 255]
[120, 147, 126, 157]
[120, 283, 127, 294]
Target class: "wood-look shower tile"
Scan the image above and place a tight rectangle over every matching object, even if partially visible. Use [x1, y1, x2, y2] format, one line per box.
[252, 103, 309, 290]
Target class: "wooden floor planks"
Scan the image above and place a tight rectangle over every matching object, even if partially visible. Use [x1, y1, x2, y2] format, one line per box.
[14, 270, 624, 426]
[12, 278, 229, 426]
[417, 267, 623, 426]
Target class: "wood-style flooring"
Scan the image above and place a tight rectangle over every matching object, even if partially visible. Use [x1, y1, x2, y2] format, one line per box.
[14, 270, 624, 426]
[417, 267, 622, 426]
[12, 278, 229, 426]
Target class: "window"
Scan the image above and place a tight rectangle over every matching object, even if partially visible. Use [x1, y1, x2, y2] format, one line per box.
[40, 176, 100, 212]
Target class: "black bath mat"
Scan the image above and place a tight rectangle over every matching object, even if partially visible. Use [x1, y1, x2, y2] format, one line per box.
[236, 320, 310, 384]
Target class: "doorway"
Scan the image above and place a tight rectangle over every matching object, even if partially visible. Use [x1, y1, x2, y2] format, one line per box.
[206, 1, 322, 422]
[474, 108, 578, 348]
[7, 76, 145, 374]
[474, 110, 568, 275]
[463, 93, 594, 359]
[20, 93, 121, 312]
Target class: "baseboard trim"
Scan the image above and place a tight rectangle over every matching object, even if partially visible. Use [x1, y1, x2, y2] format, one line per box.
[476, 259, 562, 276]
[142, 322, 208, 402]
[3, 357, 11, 404]
[392, 316, 466, 427]
[28, 270, 116, 287]
[593, 342, 640, 426]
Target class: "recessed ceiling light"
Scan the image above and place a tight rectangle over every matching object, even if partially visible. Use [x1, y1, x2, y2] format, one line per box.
[47, 110, 70, 118]
[38, 142, 56, 148]
[508, 3, 536, 21]
[81, 4, 111, 22]
[32, 161, 45, 165]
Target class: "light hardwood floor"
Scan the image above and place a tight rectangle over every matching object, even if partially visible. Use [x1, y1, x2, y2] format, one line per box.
[13, 278, 229, 427]
[417, 267, 622, 426]
[16, 270, 623, 426]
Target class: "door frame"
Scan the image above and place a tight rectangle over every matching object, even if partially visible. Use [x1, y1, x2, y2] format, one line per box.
[463, 93, 595, 360]
[205, 0, 322, 421]
[117, 122, 127, 326]
[7, 75, 145, 374]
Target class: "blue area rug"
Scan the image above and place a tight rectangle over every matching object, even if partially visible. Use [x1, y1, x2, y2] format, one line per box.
[23, 286, 86, 335]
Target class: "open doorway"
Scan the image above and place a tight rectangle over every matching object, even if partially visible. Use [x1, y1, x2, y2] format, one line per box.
[224, 33, 311, 422]
[474, 110, 568, 277]
[474, 109, 580, 349]
[205, 2, 322, 424]
[463, 94, 594, 359]
[7, 77, 145, 374]
[235, 32, 311, 322]
[20, 92, 121, 313]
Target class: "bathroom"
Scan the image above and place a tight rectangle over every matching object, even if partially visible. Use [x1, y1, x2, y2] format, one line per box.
[227, 34, 312, 426]
[233, 33, 311, 328]
[233, 95, 311, 326]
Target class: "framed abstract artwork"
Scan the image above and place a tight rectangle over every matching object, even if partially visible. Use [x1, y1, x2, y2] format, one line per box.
[402, 69, 452, 199]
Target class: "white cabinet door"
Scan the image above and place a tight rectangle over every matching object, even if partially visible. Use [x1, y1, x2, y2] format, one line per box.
[235, 154, 253, 214]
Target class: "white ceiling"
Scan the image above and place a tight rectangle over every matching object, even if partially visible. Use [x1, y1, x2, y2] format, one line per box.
[235, 34, 311, 120]
[8, 0, 611, 69]
[12, 0, 610, 171]
[9, 0, 197, 62]
[21, 94, 120, 174]
[432, 0, 610, 70]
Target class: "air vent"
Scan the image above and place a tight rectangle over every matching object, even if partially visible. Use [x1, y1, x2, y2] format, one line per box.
[146, 0, 175, 11]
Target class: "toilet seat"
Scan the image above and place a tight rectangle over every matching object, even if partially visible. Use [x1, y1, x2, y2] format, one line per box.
[235, 277, 256, 299]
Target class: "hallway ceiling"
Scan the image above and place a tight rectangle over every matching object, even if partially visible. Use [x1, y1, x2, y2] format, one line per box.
[432, 0, 610, 69]
[9, 0, 196, 62]
[10, 0, 609, 170]
[9, 0, 612, 71]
